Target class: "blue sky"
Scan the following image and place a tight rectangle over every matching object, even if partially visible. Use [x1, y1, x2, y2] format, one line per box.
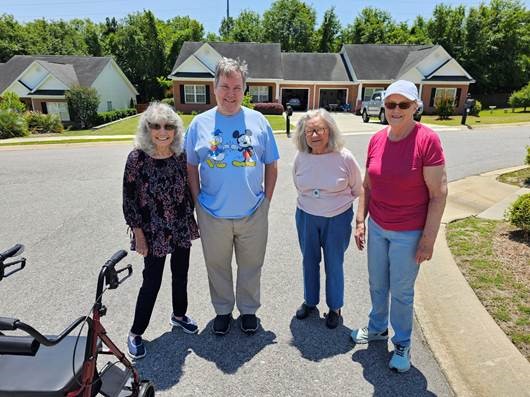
[3, 0, 529, 33]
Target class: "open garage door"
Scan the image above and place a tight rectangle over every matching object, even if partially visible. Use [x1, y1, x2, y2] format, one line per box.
[319, 89, 347, 111]
[281, 88, 309, 111]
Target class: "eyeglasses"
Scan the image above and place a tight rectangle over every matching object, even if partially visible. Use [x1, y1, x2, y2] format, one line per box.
[148, 122, 176, 131]
[304, 127, 327, 135]
[384, 101, 414, 110]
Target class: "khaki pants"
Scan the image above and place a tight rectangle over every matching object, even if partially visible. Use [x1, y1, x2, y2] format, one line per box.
[196, 199, 270, 315]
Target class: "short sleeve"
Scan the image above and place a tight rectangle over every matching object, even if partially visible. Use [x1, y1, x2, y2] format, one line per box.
[261, 118, 280, 164]
[423, 132, 445, 167]
[184, 124, 200, 165]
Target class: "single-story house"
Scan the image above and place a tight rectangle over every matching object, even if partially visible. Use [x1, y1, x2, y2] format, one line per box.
[0, 55, 138, 121]
[169, 42, 474, 115]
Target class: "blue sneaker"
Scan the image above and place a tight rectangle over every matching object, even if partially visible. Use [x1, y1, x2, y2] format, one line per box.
[389, 344, 411, 373]
[127, 335, 146, 359]
[170, 314, 198, 334]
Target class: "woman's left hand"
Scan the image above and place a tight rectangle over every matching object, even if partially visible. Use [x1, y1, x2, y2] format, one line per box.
[415, 235, 434, 264]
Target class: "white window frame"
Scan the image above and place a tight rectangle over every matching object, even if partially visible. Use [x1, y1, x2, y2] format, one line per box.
[249, 86, 269, 103]
[363, 87, 384, 102]
[434, 88, 457, 105]
[46, 101, 70, 121]
[184, 85, 206, 104]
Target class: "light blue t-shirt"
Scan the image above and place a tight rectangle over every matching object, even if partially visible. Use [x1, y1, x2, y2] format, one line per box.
[185, 106, 280, 219]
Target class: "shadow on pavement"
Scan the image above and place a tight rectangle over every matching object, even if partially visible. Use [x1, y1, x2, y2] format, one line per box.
[289, 313, 353, 361]
[134, 318, 277, 390]
[352, 342, 436, 397]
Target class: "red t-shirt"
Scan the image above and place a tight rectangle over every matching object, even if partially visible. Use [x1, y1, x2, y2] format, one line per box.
[366, 123, 445, 231]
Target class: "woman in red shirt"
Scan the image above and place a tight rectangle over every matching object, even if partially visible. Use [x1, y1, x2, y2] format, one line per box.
[352, 80, 448, 373]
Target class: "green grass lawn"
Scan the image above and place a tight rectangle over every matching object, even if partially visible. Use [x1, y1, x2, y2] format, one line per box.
[498, 166, 530, 187]
[447, 217, 530, 361]
[422, 107, 530, 126]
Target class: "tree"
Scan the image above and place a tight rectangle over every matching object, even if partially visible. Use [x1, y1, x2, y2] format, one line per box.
[23, 19, 88, 55]
[0, 92, 26, 113]
[409, 16, 431, 44]
[158, 16, 204, 75]
[231, 10, 263, 42]
[314, 7, 341, 52]
[219, 16, 235, 41]
[65, 86, 100, 129]
[110, 11, 166, 101]
[0, 14, 27, 62]
[262, 0, 316, 52]
[342, 7, 397, 44]
[427, 4, 466, 61]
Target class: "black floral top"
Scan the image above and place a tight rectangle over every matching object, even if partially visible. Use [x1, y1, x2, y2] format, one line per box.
[122, 149, 199, 257]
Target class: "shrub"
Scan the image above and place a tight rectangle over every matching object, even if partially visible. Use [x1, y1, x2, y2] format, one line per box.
[0, 110, 29, 139]
[65, 86, 100, 129]
[161, 98, 175, 108]
[508, 82, 530, 112]
[526, 146, 530, 166]
[470, 99, 482, 116]
[505, 193, 530, 234]
[0, 92, 26, 113]
[190, 110, 198, 116]
[253, 102, 284, 115]
[94, 108, 137, 125]
[242, 92, 254, 109]
[435, 93, 455, 119]
[25, 111, 63, 134]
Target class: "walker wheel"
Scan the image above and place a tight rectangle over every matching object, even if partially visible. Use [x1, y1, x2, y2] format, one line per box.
[138, 380, 155, 397]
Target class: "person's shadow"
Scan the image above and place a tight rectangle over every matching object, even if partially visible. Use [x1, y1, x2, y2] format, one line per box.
[134, 318, 277, 390]
[289, 311, 353, 361]
[352, 342, 436, 396]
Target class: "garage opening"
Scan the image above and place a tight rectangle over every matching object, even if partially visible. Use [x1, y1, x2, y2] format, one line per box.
[319, 89, 347, 111]
[281, 88, 309, 111]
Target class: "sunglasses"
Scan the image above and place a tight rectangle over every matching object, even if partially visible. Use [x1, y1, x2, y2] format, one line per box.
[304, 127, 327, 135]
[148, 122, 176, 131]
[384, 101, 414, 110]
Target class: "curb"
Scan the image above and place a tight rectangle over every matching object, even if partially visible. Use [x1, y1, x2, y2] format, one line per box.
[415, 169, 530, 397]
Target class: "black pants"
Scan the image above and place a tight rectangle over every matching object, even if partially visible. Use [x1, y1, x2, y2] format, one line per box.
[130, 247, 190, 335]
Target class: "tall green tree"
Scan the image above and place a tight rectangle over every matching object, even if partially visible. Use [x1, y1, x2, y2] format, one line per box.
[231, 10, 263, 42]
[0, 14, 26, 62]
[314, 7, 341, 52]
[409, 16, 431, 44]
[342, 7, 397, 44]
[23, 19, 88, 55]
[262, 0, 316, 52]
[110, 11, 166, 101]
[219, 16, 235, 41]
[427, 4, 466, 60]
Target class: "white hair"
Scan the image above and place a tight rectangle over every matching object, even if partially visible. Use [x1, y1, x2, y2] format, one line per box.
[293, 108, 344, 153]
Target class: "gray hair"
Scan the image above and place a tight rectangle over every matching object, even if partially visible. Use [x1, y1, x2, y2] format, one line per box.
[293, 108, 344, 153]
[134, 102, 184, 156]
[214, 57, 248, 89]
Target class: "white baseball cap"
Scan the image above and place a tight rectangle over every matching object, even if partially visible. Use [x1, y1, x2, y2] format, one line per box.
[383, 80, 419, 101]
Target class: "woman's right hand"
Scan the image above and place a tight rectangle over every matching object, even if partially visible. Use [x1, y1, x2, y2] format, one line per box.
[354, 221, 365, 251]
[133, 228, 149, 257]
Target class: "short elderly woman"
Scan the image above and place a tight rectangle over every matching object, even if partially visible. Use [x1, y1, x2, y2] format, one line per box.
[292, 108, 362, 329]
[123, 102, 199, 359]
[352, 80, 447, 373]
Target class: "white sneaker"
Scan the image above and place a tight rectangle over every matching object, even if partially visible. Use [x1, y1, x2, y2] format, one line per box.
[351, 326, 389, 344]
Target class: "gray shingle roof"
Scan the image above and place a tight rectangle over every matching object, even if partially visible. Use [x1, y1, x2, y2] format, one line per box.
[281, 52, 352, 82]
[342, 44, 436, 80]
[0, 55, 111, 93]
[171, 42, 283, 79]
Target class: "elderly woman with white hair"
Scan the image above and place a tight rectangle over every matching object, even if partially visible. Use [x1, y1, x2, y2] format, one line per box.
[351, 80, 447, 373]
[122, 102, 199, 359]
[292, 108, 363, 329]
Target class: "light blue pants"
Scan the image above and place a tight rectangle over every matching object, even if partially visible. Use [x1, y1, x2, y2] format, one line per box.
[295, 207, 353, 311]
[367, 218, 422, 347]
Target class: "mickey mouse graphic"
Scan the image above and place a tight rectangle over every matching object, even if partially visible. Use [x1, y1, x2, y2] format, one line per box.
[232, 129, 255, 167]
[207, 129, 226, 168]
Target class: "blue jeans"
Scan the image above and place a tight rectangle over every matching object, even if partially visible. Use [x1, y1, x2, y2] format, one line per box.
[295, 207, 353, 311]
[367, 218, 422, 347]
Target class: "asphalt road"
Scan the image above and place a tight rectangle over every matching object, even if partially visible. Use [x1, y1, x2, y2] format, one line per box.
[0, 124, 528, 396]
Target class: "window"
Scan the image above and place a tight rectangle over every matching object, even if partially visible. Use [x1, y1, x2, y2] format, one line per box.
[107, 101, 113, 111]
[46, 102, 70, 121]
[184, 85, 206, 104]
[363, 87, 384, 102]
[249, 86, 269, 103]
[434, 88, 457, 104]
